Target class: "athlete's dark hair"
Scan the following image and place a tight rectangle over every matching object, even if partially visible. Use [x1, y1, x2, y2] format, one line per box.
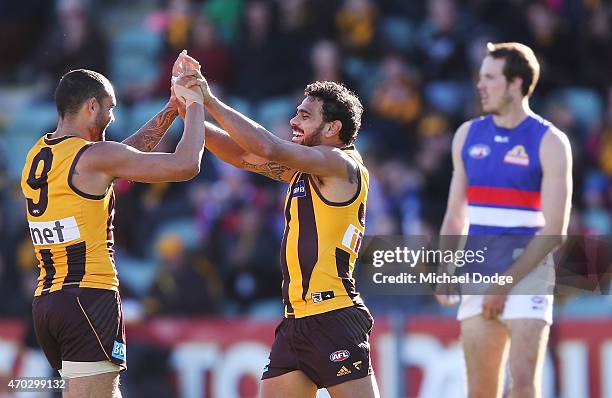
[486, 42, 540, 97]
[304, 81, 363, 145]
[55, 69, 111, 118]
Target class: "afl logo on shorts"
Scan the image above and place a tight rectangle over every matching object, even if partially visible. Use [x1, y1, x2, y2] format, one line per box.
[468, 144, 490, 159]
[531, 295, 546, 310]
[330, 350, 350, 362]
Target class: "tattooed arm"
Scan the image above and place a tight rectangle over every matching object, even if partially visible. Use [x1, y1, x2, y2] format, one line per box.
[204, 121, 296, 182]
[122, 104, 178, 152]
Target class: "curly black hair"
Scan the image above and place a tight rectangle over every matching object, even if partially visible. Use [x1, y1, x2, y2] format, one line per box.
[304, 81, 363, 146]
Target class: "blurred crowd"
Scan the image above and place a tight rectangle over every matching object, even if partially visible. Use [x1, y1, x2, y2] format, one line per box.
[0, 0, 611, 319]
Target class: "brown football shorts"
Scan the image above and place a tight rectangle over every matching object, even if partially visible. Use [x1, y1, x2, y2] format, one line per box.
[32, 287, 127, 371]
[262, 305, 374, 388]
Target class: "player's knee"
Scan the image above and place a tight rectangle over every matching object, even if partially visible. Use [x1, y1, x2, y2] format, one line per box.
[468, 389, 499, 398]
[510, 384, 536, 398]
[510, 365, 537, 386]
[467, 378, 502, 398]
[510, 371, 537, 398]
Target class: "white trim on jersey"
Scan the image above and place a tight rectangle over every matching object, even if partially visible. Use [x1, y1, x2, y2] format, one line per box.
[468, 205, 545, 228]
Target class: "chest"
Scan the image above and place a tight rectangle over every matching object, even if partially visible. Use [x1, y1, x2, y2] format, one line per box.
[463, 132, 542, 190]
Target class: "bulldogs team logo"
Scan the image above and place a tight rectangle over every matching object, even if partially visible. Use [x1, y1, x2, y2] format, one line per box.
[468, 144, 491, 159]
[330, 350, 350, 362]
[504, 145, 529, 166]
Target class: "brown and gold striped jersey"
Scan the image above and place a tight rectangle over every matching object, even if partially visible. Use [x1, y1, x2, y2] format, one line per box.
[281, 146, 368, 318]
[21, 134, 117, 296]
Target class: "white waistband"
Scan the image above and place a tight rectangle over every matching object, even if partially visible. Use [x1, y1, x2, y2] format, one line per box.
[59, 360, 122, 378]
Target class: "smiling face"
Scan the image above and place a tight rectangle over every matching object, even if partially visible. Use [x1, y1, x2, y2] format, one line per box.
[477, 56, 517, 115]
[289, 96, 328, 146]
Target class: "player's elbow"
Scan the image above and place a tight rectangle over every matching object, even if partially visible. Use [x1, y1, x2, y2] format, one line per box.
[539, 224, 566, 247]
[542, 219, 566, 237]
[174, 160, 201, 180]
[183, 161, 201, 180]
[440, 213, 466, 235]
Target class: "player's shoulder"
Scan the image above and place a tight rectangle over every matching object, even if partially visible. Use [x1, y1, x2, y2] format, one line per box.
[542, 124, 571, 150]
[313, 144, 355, 161]
[23, 134, 56, 167]
[451, 119, 475, 151]
[24, 136, 44, 157]
[456, 120, 473, 135]
[540, 125, 572, 167]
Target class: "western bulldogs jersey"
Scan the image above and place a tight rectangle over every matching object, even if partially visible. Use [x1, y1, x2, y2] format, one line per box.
[462, 114, 552, 273]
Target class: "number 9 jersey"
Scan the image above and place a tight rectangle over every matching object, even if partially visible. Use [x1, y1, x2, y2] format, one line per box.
[21, 134, 118, 297]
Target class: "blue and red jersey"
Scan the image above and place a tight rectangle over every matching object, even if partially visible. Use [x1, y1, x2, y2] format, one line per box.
[461, 114, 552, 273]
[462, 114, 551, 235]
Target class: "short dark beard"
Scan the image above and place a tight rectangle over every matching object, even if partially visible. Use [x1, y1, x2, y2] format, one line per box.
[491, 86, 514, 115]
[304, 121, 326, 146]
[94, 110, 108, 141]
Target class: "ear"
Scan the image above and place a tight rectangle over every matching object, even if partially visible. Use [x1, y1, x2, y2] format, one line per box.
[510, 77, 523, 95]
[86, 97, 98, 114]
[326, 120, 343, 137]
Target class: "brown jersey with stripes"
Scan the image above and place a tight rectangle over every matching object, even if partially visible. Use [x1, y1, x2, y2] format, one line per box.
[281, 146, 368, 318]
[21, 134, 117, 296]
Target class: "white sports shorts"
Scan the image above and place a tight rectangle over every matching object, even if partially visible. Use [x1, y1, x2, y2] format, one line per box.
[458, 253, 555, 324]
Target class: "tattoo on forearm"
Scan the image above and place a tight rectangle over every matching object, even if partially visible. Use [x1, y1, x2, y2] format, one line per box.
[123, 107, 178, 152]
[241, 160, 293, 181]
[347, 162, 359, 184]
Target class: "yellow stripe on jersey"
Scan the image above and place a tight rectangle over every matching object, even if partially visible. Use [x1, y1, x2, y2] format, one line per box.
[21, 134, 118, 296]
[281, 146, 368, 318]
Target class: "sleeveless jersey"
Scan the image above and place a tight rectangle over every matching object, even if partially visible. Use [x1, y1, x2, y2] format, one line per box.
[281, 146, 368, 318]
[462, 114, 551, 272]
[21, 134, 117, 296]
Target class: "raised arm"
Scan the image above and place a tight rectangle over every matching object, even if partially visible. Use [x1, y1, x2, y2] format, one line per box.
[122, 105, 178, 151]
[174, 53, 352, 179]
[122, 52, 188, 151]
[203, 92, 351, 179]
[169, 77, 297, 182]
[78, 97, 205, 185]
[203, 121, 296, 182]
